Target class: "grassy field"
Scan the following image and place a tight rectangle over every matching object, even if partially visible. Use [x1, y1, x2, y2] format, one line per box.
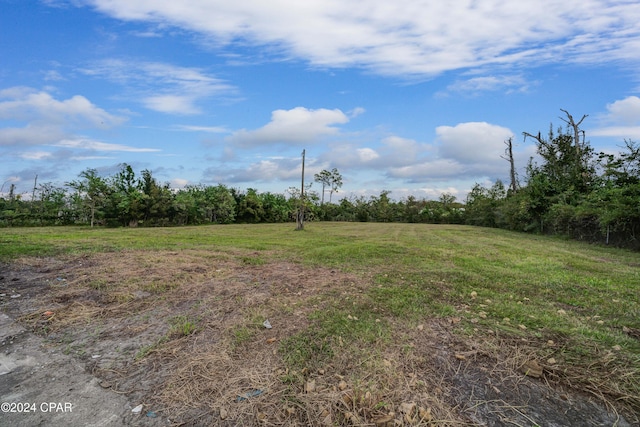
[1, 222, 639, 425]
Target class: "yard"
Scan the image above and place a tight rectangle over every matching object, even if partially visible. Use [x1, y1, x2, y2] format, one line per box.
[1, 223, 638, 426]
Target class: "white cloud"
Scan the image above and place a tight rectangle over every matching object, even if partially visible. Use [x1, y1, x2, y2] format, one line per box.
[604, 96, 640, 125]
[0, 87, 127, 147]
[436, 122, 514, 165]
[388, 159, 465, 181]
[130, 30, 163, 38]
[320, 122, 519, 185]
[379, 136, 429, 167]
[323, 143, 374, 169]
[70, 155, 116, 160]
[590, 96, 640, 139]
[349, 107, 366, 118]
[143, 95, 200, 115]
[0, 125, 64, 147]
[246, 160, 301, 181]
[43, 70, 65, 81]
[228, 107, 350, 147]
[55, 138, 161, 152]
[590, 126, 640, 139]
[170, 178, 189, 189]
[80, 60, 236, 114]
[195, 122, 526, 194]
[19, 151, 53, 160]
[174, 125, 229, 133]
[357, 148, 379, 163]
[442, 75, 533, 96]
[84, 0, 640, 77]
[0, 87, 125, 130]
[206, 157, 302, 183]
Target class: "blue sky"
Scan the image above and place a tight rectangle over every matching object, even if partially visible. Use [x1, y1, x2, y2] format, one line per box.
[2, 0, 640, 201]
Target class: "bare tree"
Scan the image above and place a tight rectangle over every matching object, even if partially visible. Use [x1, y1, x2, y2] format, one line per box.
[523, 130, 545, 146]
[296, 150, 306, 230]
[31, 174, 38, 202]
[500, 137, 518, 193]
[560, 109, 588, 161]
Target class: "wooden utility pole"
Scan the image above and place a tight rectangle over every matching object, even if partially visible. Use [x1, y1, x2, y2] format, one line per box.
[296, 149, 306, 230]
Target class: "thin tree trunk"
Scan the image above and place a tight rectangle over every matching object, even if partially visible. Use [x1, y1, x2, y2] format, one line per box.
[296, 150, 305, 230]
[560, 109, 588, 165]
[501, 137, 518, 193]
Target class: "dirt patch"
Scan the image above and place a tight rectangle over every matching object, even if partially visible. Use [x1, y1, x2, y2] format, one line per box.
[1, 251, 637, 426]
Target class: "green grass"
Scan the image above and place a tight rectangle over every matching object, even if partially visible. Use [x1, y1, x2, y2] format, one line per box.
[135, 335, 169, 360]
[3, 223, 639, 397]
[230, 325, 257, 350]
[169, 315, 198, 337]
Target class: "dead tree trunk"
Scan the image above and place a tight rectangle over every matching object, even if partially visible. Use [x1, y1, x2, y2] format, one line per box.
[560, 109, 588, 161]
[523, 131, 545, 146]
[296, 149, 306, 230]
[32, 174, 38, 202]
[501, 137, 518, 193]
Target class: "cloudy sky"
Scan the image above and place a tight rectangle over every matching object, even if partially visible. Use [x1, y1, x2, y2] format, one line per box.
[2, 0, 640, 201]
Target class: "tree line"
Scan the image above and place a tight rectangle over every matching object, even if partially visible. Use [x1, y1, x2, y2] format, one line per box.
[465, 111, 640, 249]
[1, 110, 638, 249]
[0, 163, 466, 228]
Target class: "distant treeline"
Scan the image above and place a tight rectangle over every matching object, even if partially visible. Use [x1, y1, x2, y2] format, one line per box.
[2, 112, 638, 249]
[0, 163, 465, 228]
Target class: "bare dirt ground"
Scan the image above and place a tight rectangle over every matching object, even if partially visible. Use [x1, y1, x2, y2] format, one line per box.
[1, 251, 637, 426]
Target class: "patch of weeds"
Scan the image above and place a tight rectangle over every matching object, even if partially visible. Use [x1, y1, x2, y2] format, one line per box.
[279, 303, 295, 315]
[483, 300, 538, 326]
[227, 310, 270, 350]
[113, 292, 134, 303]
[492, 322, 529, 337]
[279, 371, 303, 385]
[241, 255, 265, 265]
[280, 307, 388, 370]
[231, 326, 255, 348]
[101, 291, 135, 304]
[135, 345, 153, 360]
[135, 336, 169, 360]
[279, 332, 334, 370]
[169, 315, 198, 337]
[432, 302, 457, 317]
[369, 282, 434, 319]
[142, 279, 179, 293]
[88, 279, 109, 291]
[244, 308, 269, 326]
[63, 343, 87, 357]
[89, 326, 103, 338]
[310, 308, 387, 344]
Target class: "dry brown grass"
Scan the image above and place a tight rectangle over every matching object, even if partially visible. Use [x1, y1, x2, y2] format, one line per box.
[5, 249, 637, 426]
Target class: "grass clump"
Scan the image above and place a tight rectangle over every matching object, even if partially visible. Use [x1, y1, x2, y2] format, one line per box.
[230, 326, 256, 348]
[280, 306, 389, 370]
[169, 315, 198, 337]
[135, 336, 169, 360]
